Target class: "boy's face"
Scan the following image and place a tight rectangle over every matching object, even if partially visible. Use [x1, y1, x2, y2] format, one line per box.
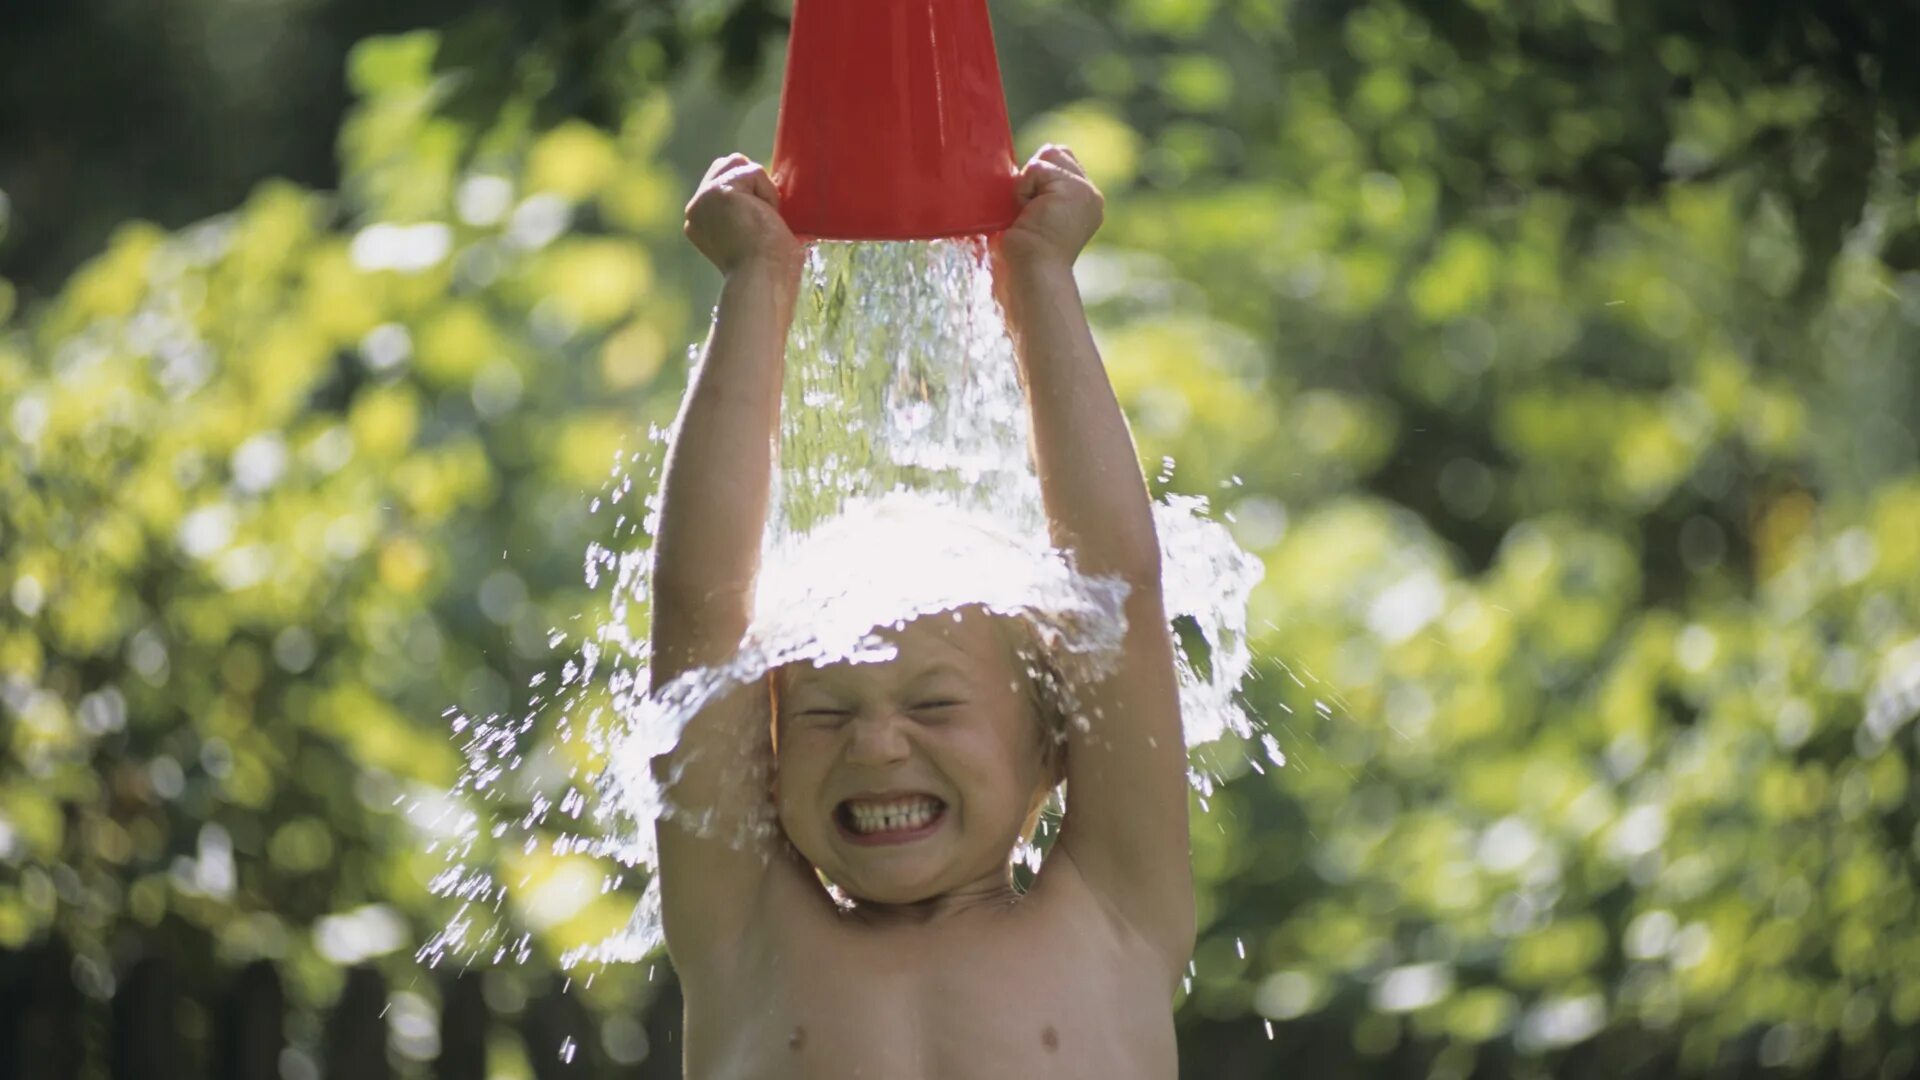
[773, 607, 1055, 907]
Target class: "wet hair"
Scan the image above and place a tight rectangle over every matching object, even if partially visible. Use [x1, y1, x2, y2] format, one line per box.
[987, 612, 1070, 778]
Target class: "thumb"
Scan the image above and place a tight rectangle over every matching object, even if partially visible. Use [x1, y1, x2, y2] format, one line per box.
[1014, 167, 1046, 205]
[741, 164, 781, 207]
[1016, 160, 1076, 203]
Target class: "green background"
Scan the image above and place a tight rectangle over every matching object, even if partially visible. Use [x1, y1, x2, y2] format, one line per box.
[3, 1, 1918, 1076]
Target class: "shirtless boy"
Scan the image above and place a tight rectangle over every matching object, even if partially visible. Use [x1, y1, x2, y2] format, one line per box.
[649, 144, 1192, 1079]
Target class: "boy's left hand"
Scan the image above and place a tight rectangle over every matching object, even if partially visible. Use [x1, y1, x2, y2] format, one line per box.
[998, 145, 1104, 270]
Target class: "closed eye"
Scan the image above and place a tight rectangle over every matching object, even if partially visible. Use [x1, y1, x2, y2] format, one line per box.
[911, 700, 964, 712]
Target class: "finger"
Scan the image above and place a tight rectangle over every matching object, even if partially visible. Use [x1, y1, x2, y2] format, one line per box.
[703, 152, 751, 183]
[716, 164, 780, 210]
[1031, 144, 1085, 175]
[739, 164, 781, 206]
[1020, 159, 1078, 196]
[1037, 144, 1085, 177]
[716, 162, 756, 185]
[1014, 165, 1046, 204]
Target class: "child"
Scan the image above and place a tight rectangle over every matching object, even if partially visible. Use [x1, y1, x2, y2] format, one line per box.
[649, 145, 1191, 1078]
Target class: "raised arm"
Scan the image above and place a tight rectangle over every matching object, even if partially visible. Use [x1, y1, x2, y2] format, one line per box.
[650, 154, 802, 969]
[995, 146, 1194, 973]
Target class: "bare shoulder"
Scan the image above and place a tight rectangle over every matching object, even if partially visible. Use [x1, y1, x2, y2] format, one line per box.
[666, 819, 842, 984]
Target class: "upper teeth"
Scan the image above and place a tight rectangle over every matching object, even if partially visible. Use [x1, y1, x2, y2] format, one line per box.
[846, 797, 941, 835]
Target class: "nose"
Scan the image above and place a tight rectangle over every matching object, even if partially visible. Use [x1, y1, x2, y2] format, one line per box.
[844, 708, 911, 767]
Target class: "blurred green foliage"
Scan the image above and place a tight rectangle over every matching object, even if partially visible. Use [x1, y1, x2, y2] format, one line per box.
[4, 0, 1920, 1076]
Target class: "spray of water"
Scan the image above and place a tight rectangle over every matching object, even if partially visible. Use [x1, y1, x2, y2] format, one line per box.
[420, 239, 1265, 971]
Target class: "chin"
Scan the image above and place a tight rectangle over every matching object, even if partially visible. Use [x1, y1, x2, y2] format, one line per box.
[832, 855, 951, 903]
[824, 853, 962, 907]
[780, 831, 925, 901]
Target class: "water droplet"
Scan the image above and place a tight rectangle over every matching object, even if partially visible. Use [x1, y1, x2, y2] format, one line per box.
[1261, 733, 1287, 767]
[424, 238, 1263, 970]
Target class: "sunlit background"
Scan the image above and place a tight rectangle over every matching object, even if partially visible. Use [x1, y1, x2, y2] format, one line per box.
[3, 1, 1919, 1077]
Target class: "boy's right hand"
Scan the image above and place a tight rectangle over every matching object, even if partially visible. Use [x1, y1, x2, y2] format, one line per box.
[685, 154, 802, 276]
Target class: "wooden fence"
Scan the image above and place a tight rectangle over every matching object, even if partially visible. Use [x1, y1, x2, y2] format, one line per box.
[0, 941, 683, 1080]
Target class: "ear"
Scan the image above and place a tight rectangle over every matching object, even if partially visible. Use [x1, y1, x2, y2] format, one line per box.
[766, 669, 782, 747]
[1020, 784, 1053, 849]
[1021, 739, 1066, 844]
[766, 670, 783, 803]
[1044, 730, 1068, 788]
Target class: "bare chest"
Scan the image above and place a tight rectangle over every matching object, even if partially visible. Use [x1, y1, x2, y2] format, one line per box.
[683, 894, 1177, 1080]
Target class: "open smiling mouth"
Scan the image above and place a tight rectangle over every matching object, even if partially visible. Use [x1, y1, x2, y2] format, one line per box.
[834, 795, 948, 845]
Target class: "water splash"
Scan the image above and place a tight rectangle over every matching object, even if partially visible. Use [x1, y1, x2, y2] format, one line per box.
[420, 238, 1264, 971]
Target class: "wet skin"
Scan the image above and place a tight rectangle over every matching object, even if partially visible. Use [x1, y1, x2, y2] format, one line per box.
[680, 847, 1180, 1079]
[677, 610, 1180, 1079]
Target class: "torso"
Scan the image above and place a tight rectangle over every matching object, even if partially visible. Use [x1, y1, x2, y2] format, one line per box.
[678, 851, 1180, 1080]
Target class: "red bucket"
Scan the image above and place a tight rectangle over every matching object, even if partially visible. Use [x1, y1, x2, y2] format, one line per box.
[771, 0, 1020, 242]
